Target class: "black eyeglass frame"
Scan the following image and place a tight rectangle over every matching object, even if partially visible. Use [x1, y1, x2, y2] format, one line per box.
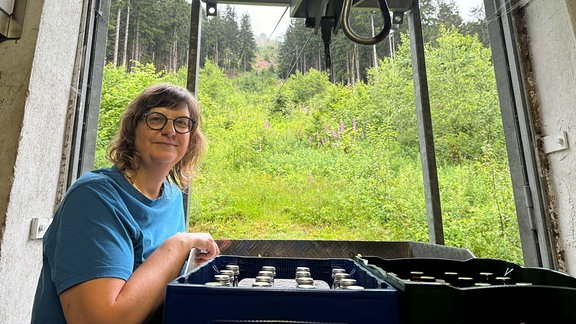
[143, 112, 196, 134]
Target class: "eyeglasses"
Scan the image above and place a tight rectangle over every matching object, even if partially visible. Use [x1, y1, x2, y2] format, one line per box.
[143, 112, 196, 134]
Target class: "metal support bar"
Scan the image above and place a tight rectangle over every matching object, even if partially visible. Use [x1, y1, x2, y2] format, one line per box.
[66, 0, 110, 189]
[320, 25, 334, 83]
[484, 0, 556, 268]
[185, 0, 203, 228]
[407, 0, 444, 245]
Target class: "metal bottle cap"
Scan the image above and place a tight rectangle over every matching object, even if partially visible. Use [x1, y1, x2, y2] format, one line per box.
[296, 277, 314, 285]
[252, 281, 271, 287]
[225, 264, 240, 275]
[295, 271, 311, 279]
[339, 278, 358, 288]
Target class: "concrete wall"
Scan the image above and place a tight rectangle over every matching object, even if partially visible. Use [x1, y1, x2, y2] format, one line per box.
[0, 0, 83, 322]
[521, 0, 576, 273]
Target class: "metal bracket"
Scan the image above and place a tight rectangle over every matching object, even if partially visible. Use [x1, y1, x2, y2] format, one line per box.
[541, 131, 569, 154]
[0, 0, 26, 41]
[30, 217, 53, 240]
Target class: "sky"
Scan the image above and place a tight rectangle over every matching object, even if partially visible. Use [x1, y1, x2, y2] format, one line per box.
[230, 0, 484, 39]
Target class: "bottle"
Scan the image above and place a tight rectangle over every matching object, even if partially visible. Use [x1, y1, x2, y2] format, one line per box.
[332, 272, 350, 289]
[258, 270, 274, 278]
[204, 281, 223, 286]
[339, 278, 358, 289]
[295, 270, 311, 280]
[515, 282, 533, 286]
[494, 276, 511, 285]
[219, 269, 235, 286]
[296, 276, 314, 286]
[410, 271, 424, 281]
[443, 271, 459, 286]
[342, 285, 365, 290]
[255, 275, 274, 286]
[297, 284, 316, 289]
[331, 268, 346, 287]
[225, 264, 240, 286]
[252, 281, 271, 288]
[332, 268, 346, 279]
[420, 276, 436, 283]
[262, 265, 276, 278]
[474, 282, 491, 287]
[457, 276, 474, 287]
[214, 274, 231, 286]
[258, 270, 275, 287]
[478, 272, 494, 284]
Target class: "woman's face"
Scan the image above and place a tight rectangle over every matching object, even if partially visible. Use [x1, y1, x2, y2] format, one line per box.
[134, 103, 191, 170]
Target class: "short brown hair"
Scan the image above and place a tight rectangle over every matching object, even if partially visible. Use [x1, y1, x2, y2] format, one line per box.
[106, 83, 206, 190]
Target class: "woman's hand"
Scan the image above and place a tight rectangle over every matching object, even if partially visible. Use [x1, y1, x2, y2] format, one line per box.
[176, 232, 220, 265]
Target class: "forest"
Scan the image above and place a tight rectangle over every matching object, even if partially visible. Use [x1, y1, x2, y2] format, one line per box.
[106, 0, 486, 80]
[98, 0, 523, 264]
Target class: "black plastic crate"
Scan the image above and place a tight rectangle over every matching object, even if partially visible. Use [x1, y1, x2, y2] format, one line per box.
[358, 256, 576, 324]
[163, 255, 400, 324]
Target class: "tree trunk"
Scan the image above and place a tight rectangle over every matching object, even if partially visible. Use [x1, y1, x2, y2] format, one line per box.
[174, 26, 179, 71]
[134, 14, 140, 64]
[293, 45, 298, 72]
[371, 12, 378, 68]
[351, 50, 356, 86]
[346, 56, 351, 84]
[131, 41, 136, 71]
[214, 36, 219, 66]
[172, 35, 178, 72]
[389, 30, 396, 60]
[113, 7, 121, 67]
[122, 0, 131, 69]
[354, 44, 360, 83]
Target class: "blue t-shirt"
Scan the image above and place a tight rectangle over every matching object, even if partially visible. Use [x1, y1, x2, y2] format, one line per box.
[31, 165, 186, 323]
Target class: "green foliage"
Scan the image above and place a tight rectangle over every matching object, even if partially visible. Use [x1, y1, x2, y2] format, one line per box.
[366, 27, 503, 166]
[198, 59, 235, 104]
[232, 69, 278, 94]
[98, 28, 522, 264]
[269, 69, 333, 117]
[425, 26, 502, 165]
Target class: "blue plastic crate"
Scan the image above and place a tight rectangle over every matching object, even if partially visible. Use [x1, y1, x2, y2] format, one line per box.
[163, 255, 400, 324]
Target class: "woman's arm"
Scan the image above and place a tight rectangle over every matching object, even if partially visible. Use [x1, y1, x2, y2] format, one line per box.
[60, 232, 219, 324]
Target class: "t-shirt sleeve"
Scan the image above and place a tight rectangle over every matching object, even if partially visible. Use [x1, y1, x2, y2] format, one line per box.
[50, 181, 138, 294]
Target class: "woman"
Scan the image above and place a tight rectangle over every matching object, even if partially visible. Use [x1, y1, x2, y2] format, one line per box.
[31, 83, 220, 323]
